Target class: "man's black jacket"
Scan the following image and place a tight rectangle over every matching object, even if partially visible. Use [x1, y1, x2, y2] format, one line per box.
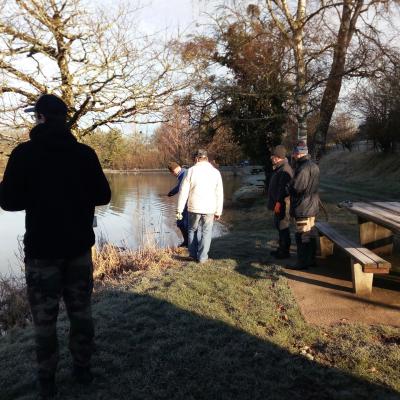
[267, 160, 293, 210]
[0, 122, 111, 259]
[289, 155, 320, 219]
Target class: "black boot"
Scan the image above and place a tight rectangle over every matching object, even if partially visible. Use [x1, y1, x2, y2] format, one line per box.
[280, 228, 291, 255]
[271, 229, 291, 259]
[38, 377, 57, 399]
[270, 249, 290, 259]
[306, 237, 317, 268]
[290, 234, 317, 270]
[290, 233, 309, 270]
[73, 365, 93, 385]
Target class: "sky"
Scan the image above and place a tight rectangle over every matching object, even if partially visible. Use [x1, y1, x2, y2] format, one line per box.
[138, 0, 208, 33]
[93, 0, 220, 135]
[99, 0, 220, 36]
[2, 0, 399, 135]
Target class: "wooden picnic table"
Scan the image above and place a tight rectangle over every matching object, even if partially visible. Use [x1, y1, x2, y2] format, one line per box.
[340, 201, 400, 256]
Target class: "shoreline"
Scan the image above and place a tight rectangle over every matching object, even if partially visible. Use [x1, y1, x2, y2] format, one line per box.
[104, 166, 245, 176]
[1, 165, 253, 179]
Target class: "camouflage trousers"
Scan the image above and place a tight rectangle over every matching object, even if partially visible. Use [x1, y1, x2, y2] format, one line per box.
[25, 250, 94, 380]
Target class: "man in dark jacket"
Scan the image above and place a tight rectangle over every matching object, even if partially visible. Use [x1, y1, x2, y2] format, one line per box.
[267, 145, 293, 259]
[289, 141, 320, 270]
[167, 161, 188, 246]
[0, 94, 111, 398]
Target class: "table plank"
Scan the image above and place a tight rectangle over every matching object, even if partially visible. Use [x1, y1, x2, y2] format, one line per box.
[343, 202, 400, 233]
[370, 202, 400, 216]
[356, 204, 400, 226]
[354, 202, 400, 221]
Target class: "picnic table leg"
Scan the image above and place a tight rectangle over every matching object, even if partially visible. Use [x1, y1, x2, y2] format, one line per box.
[351, 259, 373, 296]
[358, 217, 393, 256]
[319, 235, 334, 258]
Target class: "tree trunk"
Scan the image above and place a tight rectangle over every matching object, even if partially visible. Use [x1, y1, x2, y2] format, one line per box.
[295, 0, 308, 143]
[315, 0, 364, 153]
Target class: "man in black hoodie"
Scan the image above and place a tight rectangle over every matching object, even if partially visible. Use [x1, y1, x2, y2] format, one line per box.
[289, 141, 320, 270]
[0, 94, 111, 398]
[267, 145, 293, 259]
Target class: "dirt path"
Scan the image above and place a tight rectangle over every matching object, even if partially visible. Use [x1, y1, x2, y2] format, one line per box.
[284, 258, 400, 327]
[284, 178, 400, 327]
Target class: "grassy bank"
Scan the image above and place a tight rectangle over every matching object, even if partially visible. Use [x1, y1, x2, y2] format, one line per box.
[319, 151, 400, 198]
[1, 199, 399, 400]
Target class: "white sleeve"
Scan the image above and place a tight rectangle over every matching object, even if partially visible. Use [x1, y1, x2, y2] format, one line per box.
[215, 172, 224, 216]
[177, 169, 191, 213]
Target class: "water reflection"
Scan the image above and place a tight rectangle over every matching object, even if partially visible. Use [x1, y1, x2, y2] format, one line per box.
[0, 172, 240, 275]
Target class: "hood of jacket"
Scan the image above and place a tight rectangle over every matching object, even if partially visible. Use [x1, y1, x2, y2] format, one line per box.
[29, 122, 77, 152]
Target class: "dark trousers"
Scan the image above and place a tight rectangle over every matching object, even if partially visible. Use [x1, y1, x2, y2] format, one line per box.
[177, 207, 189, 245]
[273, 214, 291, 253]
[177, 224, 188, 245]
[295, 217, 317, 267]
[25, 251, 94, 380]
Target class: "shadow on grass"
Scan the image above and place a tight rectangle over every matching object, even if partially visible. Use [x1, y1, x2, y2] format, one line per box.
[2, 288, 399, 400]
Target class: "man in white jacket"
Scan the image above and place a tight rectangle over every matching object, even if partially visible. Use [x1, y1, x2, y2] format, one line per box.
[177, 149, 224, 263]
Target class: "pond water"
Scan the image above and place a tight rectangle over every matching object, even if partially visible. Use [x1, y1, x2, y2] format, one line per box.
[0, 172, 241, 275]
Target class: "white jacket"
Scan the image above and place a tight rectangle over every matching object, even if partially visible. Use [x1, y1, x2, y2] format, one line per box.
[177, 161, 224, 215]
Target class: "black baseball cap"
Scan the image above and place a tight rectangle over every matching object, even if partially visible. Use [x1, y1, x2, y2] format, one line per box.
[24, 94, 68, 117]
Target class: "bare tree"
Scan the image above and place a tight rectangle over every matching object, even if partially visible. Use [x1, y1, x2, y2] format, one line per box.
[154, 102, 194, 165]
[266, 0, 309, 142]
[263, 0, 396, 150]
[328, 112, 359, 151]
[313, 0, 398, 152]
[0, 0, 184, 139]
[354, 64, 400, 153]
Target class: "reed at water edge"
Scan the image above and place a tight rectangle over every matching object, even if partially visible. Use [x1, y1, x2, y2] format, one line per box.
[0, 235, 179, 334]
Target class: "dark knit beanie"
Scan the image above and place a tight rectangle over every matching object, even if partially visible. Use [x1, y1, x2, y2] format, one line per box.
[294, 140, 308, 155]
[272, 145, 287, 159]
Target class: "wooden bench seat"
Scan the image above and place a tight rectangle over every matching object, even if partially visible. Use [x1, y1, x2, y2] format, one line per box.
[315, 222, 391, 296]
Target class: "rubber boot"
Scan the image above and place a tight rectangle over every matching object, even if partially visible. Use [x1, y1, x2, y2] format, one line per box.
[73, 365, 93, 385]
[38, 377, 57, 399]
[307, 237, 317, 267]
[301, 242, 314, 268]
[291, 232, 308, 270]
[271, 228, 291, 259]
[280, 228, 291, 254]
